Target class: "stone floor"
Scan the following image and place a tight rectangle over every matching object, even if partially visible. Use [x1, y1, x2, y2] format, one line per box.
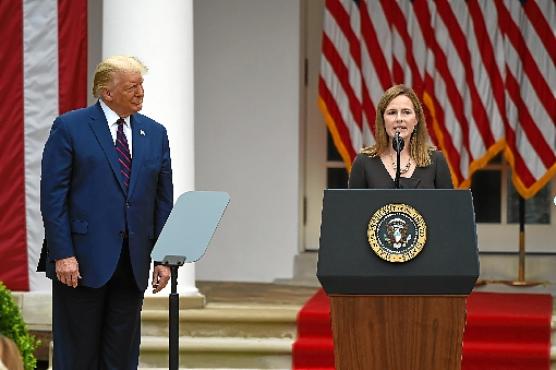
[199, 279, 556, 302]
[196, 281, 317, 306]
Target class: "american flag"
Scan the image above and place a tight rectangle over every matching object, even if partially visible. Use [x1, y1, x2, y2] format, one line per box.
[319, 0, 555, 198]
[0, 0, 87, 290]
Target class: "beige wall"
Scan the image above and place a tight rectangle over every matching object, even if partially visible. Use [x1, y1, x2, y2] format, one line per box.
[193, 0, 302, 281]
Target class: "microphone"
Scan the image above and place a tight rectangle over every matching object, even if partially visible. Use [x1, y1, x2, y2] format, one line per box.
[392, 131, 404, 188]
[392, 130, 405, 152]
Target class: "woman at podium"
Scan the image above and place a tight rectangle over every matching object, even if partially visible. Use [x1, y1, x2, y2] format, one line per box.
[348, 85, 453, 189]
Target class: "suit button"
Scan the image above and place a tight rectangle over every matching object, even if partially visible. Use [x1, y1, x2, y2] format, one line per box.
[126, 202, 131, 208]
[119, 231, 125, 238]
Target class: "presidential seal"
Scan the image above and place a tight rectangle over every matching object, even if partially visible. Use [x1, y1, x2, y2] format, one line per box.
[367, 203, 426, 263]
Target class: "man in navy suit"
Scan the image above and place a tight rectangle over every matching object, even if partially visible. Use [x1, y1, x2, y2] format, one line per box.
[40, 56, 173, 369]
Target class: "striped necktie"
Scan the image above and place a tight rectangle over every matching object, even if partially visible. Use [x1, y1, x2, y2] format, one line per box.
[116, 118, 132, 190]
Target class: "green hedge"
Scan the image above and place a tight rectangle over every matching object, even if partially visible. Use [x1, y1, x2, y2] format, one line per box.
[0, 282, 39, 370]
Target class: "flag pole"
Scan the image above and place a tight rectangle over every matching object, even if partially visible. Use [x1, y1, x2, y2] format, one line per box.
[516, 194, 526, 283]
[476, 189, 545, 287]
[504, 192, 543, 286]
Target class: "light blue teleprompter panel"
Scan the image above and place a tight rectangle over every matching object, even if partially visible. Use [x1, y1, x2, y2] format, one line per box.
[151, 191, 230, 263]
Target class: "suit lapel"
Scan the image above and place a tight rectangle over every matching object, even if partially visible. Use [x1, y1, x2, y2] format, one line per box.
[128, 114, 147, 197]
[88, 102, 127, 194]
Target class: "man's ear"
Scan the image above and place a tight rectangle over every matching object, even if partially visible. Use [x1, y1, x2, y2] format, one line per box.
[101, 89, 112, 102]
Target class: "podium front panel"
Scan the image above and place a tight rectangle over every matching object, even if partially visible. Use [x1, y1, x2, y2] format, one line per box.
[317, 189, 479, 295]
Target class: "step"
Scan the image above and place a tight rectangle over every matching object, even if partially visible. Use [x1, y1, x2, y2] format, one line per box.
[17, 285, 556, 369]
[51, 310, 556, 369]
[143, 294, 206, 310]
[138, 336, 292, 369]
[141, 303, 298, 339]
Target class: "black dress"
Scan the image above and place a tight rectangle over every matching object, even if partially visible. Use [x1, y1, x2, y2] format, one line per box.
[348, 150, 454, 189]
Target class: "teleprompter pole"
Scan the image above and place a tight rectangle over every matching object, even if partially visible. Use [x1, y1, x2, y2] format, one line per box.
[162, 255, 186, 370]
[169, 265, 179, 370]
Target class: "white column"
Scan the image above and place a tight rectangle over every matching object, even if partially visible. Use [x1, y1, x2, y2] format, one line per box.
[102, 0, 198, 295]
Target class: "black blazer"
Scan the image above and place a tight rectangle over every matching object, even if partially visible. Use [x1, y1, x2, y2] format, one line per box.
[348, 150, 454, 189]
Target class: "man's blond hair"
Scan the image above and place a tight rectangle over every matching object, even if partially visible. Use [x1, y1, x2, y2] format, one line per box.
[92, 56, 148, 97]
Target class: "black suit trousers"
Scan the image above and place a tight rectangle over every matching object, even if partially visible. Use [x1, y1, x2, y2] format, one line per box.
[52, 241, 144, 370]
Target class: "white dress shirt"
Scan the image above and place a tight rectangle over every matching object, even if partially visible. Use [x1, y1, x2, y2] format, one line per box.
[99, 99, 133, 157]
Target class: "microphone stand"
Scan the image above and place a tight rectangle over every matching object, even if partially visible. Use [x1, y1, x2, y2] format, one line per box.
[393, 131, 404, 189]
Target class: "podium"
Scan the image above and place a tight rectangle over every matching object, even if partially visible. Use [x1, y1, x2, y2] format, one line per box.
[317, 189, 479, 370]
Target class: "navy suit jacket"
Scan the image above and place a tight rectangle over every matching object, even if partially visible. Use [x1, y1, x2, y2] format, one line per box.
[40, 102, 173, 291]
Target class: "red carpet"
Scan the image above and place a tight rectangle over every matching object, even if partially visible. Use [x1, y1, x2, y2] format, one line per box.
[292, 289, 552, 370]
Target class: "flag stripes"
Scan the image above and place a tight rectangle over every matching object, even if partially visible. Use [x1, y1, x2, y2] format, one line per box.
[319, 0, 556, 198]
[58, 0, 88, 114]
[23, 0, 62, 294]
[0, 0, 28, 291]
[0, 0, 87, 291]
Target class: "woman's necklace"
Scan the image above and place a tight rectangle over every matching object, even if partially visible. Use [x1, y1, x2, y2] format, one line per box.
[391, 154, 412, 174]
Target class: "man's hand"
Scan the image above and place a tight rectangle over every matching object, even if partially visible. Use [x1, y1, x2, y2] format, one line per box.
[55, 257, 81, 288]
[152, 265, 171, 293]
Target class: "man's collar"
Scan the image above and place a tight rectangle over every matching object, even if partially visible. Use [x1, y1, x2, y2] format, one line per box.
[99, 99, 130, 126]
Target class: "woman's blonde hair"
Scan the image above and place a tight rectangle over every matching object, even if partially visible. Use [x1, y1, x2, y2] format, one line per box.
[92, 56, 148, 98]
[361, 84, 434, 167]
